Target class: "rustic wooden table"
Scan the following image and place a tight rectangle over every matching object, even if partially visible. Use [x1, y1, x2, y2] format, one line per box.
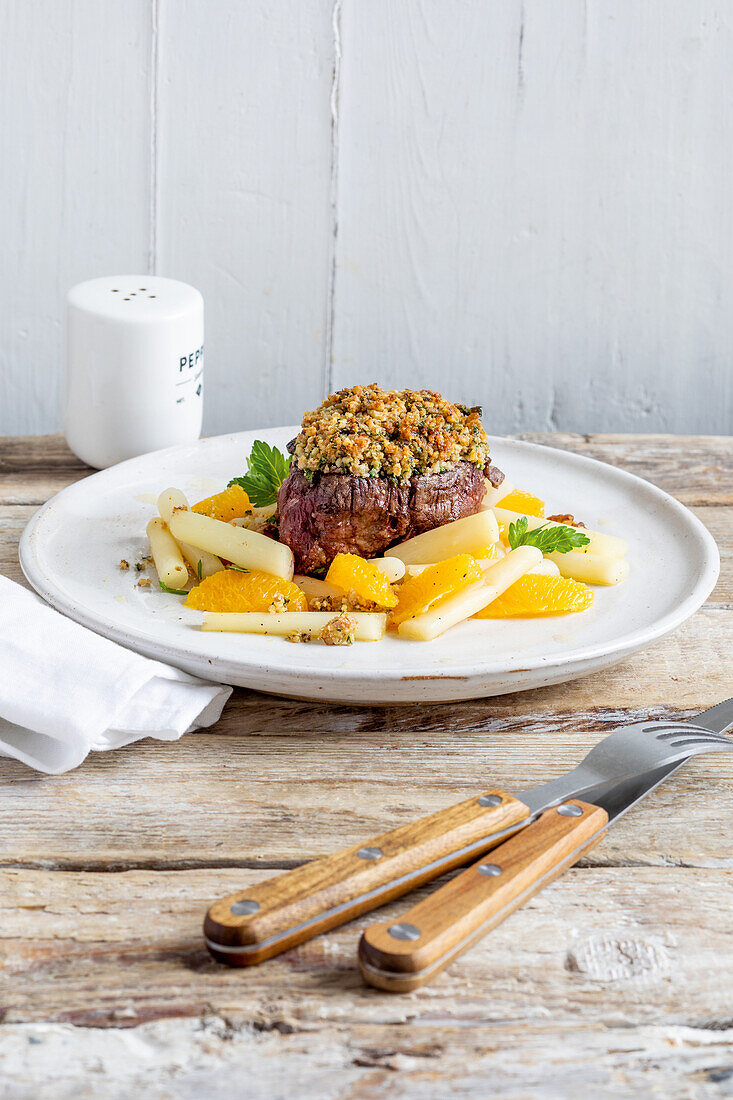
[1, 434, 732, 1098]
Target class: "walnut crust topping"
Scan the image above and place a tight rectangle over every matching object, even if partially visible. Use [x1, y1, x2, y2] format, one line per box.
[293, 384, 490, 481]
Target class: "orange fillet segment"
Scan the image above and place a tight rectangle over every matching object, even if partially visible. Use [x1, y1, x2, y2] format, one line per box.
[325, 553, 398, 610]
[192, 484, 251, 522]
[391, 554, 483, 626]
[185, 569, 307, 613]
[499, 489, 545, 518]
[473, 573, 593, 618]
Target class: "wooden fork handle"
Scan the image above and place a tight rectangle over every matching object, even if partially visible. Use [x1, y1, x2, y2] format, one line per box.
[358, 799, 608, 992]
[204, 789, 530, 965]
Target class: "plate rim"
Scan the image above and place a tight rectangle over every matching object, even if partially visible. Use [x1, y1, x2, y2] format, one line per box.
[19, 430, 720, 685]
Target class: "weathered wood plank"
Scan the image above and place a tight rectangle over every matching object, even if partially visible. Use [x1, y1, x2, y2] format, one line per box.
[692, 505, 733, 604]
[0, 741, 728, 870]
[0, 435, 91, 503]
[2, 1016, 730, 1100]
[0, 504, 31, 586]
[518, 432, 733, 506]
[0, 636, 731, 871]
[0, 866, 730, 1032]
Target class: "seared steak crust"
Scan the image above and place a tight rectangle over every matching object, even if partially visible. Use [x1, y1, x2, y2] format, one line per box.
[278, 460, 502, 574]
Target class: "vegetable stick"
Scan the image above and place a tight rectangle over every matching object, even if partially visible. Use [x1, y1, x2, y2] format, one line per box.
[403, 562, 432, 578]
[493, 508, 628, 559]
[170, 510, 294, 580]
[157, 487, 188, 525]
[178, 542, 224, 582]
[529, 558, 561, 577]
[146, 517, 189, 590]
[398, 546, 543, 641]
[545, 551, 629, 586]
[480, 477, 515, 510]
[294, 575, 343, 601]
[390, 510, 500, 565]
[157, 487, 223, 579]
[372, 556, 406, 582]
[202, 611, 387, 641]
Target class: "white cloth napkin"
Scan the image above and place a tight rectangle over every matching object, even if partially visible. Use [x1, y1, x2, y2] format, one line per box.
[0, 575, 232, 773]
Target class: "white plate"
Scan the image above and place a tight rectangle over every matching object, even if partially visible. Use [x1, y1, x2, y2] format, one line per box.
[20, 429, 719, 704]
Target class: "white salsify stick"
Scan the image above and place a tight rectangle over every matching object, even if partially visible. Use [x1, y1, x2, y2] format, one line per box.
[157, 488, 223, 579]
[202, 611, 387, 641]
[293, 575, 343, 602]
[390, 510, 500, 566]
[146, 517, 189, 590]
[545, 551, 629, 586]
[170, 509, 295, 580]
[372, 557, 406, 582]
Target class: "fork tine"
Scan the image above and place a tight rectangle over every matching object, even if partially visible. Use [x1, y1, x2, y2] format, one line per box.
[665, 736, 733, 748]
[519, 714, 732, 814]
[646, 722, 713, 733]
[654, 728, 733, 743]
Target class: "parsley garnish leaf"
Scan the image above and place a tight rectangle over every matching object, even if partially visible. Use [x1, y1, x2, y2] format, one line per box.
[196, 559, 203, 582]
[228, 440, 291, 507]
[507, 516, 591, 555]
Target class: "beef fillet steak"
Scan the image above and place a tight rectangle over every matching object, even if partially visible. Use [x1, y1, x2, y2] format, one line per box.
[277, 461, 504, 574]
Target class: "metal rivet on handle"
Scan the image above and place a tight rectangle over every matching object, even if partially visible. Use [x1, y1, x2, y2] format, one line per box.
[388, 922, 421, 942]
[557, 803, 583, 818]
[478, 794, 503, 807]
[357, 847, 383, 861]
[478, 863, 503, 877]
[231, 899, 260, 916]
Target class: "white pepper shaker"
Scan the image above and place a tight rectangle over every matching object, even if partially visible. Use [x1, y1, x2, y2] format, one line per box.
[65, 275, 204, 469]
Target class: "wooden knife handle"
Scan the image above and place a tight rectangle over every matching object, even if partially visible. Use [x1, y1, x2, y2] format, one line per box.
[204, 790, 530, 965]
[358, 799, 608, 992]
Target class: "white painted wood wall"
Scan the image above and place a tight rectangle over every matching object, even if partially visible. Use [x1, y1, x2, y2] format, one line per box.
[1, 0, 731, 437]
